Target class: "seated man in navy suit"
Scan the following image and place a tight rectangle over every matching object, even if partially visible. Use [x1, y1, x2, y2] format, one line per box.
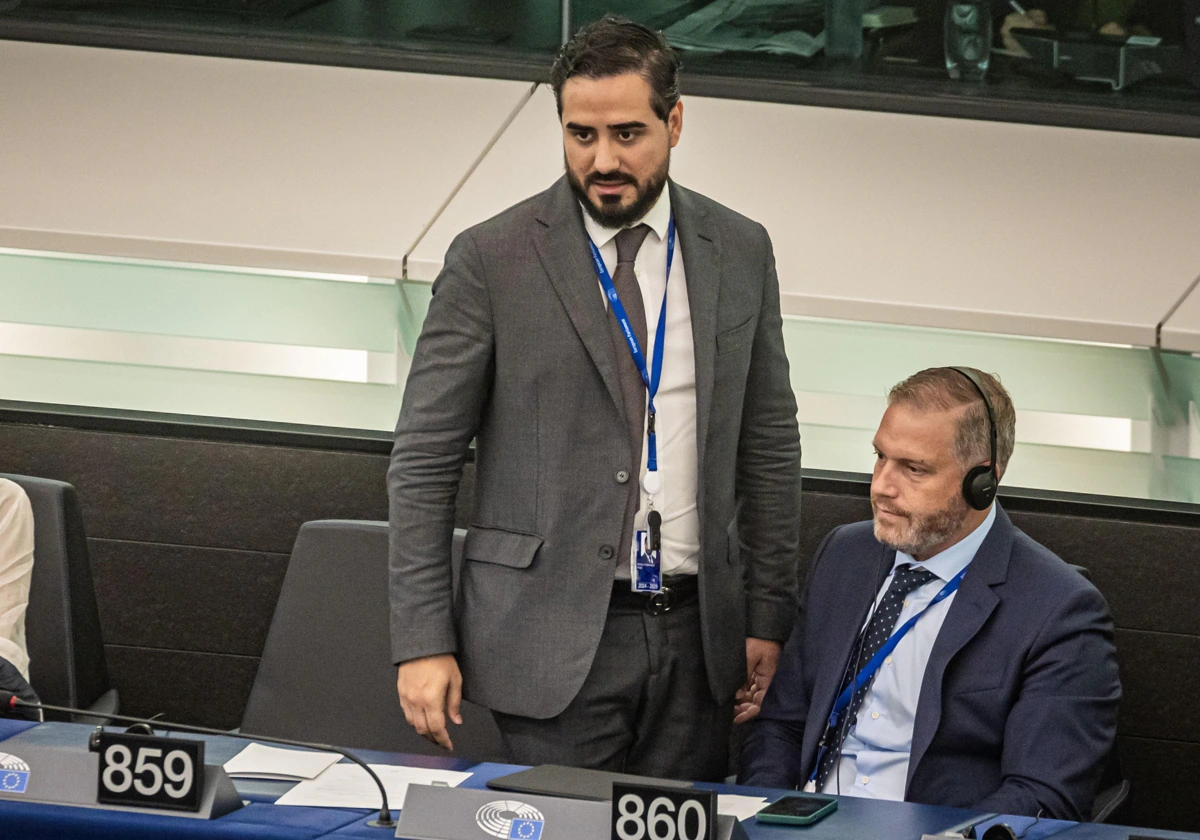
[739, 367, 1120, 820]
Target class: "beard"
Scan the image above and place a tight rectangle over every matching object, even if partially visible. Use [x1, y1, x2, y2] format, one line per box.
[871, 492, 972, 558]
[566, 154, 670, 229]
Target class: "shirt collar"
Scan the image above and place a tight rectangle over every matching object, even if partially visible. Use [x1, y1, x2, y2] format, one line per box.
[893, 504, 997, 584]
[580, 184, 672, 249]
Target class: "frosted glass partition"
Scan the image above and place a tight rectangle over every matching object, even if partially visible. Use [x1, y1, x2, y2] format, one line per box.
[0, 249, 407, 430]
[3, 248, 1198, 504]
[783, 317, 1200, 503]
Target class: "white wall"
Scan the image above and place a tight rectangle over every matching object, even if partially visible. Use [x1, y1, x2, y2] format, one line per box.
[415, 85, 1200, 349]
[0, 40, 534, 277]
[4, 39, 1200, 349]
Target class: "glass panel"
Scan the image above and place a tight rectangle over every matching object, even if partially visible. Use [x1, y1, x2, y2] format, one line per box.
[0, 248, 404, 427]
[572, 0, 1200, 128]
[783, 314, 1200, 503]
[0, 0, 563, 60]
[0, 251, 400, 352]
[4, 244, 1198, 502]
[0, 353, 403, 430]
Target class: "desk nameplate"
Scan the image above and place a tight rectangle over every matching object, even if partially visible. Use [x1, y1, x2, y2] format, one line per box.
[397, 785, 748, 840]
[0, 742, 242, 819]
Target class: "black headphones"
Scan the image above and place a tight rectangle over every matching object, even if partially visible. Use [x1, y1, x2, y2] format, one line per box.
[947, 367, 999, 511]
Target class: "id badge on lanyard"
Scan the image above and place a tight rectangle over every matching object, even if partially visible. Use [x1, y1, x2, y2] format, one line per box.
[634, 421, 664, 592]
[586, 215, 675, 593]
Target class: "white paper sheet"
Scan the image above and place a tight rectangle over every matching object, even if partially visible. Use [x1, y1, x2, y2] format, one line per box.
[222, 743, 342, 781]
[273, 763, 472, 809]
[717, 794, 768, 821]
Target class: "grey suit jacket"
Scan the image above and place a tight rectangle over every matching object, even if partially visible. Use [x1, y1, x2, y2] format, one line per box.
[388, 176, 802, 719]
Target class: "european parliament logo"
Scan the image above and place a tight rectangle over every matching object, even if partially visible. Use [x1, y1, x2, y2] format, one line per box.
[475, 800, 545, 840]
[508, 818, 543, 840]
[0, 753, 30, 794]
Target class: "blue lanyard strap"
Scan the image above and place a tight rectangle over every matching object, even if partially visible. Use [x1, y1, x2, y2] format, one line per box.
[808, 565, 968, 783]
[586, 215, 676, 473]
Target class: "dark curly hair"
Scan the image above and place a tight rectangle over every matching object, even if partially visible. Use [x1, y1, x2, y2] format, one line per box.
[550, 15, 681, 123]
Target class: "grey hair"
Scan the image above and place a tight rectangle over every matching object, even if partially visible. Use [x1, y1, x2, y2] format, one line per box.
[887, 367, 1016, 476]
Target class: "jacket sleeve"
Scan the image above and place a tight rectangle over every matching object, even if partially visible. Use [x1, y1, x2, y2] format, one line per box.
[736, 225, 802, 643]
[388, 230, 495, 665]
[974, 583, 1121, 820]
[739, 527, 840, 788]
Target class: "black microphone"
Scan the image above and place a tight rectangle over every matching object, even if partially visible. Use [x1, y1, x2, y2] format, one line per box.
[0, 692, 395, 829]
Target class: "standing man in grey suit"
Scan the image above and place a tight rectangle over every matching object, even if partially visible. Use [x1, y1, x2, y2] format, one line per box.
[388, 15, 801, 781]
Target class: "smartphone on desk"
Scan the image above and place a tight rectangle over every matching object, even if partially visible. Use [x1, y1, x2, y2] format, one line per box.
[755, 794, 838, 825]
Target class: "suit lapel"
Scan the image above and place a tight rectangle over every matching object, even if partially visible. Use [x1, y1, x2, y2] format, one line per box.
[907, 506, 1013, 790]
[532, 177, 626, 419]
[806, 543, 896, 767]
[669, 183, 720, 468]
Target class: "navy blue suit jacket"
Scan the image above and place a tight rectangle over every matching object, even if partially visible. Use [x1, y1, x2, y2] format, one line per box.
[740, 505, 1120, 820]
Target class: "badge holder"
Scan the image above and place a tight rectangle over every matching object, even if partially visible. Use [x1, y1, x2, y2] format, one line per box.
[632, 470, 662, 593]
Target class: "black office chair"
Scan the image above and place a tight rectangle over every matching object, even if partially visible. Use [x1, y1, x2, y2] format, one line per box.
[0, 474, 118, 723]
[241, 520, 510, 762]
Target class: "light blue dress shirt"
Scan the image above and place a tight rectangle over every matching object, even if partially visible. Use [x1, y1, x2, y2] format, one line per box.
[821, 504, 997, 801]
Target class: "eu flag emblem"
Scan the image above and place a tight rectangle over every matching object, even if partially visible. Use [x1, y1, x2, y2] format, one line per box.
[508, 818, 544, 839]
[0, 770, 29, 793]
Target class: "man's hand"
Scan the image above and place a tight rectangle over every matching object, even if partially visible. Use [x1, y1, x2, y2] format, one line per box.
[397, 654, 463, 750]
[734, 637, 781, 724]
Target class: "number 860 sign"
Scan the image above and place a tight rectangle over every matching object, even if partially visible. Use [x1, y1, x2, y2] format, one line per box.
[611, 783, 715, 840]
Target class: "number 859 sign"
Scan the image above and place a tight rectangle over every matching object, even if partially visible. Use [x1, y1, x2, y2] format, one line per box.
[96, 732, 204, 812]
[611, 783, 715, 840]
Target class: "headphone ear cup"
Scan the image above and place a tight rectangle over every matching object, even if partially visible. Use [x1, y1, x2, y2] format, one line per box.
[962, 466, 998, 511]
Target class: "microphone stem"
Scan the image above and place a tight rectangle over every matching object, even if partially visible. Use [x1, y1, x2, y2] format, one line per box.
[12, 699, 395, 828]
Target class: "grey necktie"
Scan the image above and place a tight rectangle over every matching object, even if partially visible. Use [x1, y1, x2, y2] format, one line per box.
[608, 223, 653, 575]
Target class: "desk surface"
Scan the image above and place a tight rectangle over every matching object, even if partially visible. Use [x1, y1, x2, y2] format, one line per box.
[0, 720, 1184, 840]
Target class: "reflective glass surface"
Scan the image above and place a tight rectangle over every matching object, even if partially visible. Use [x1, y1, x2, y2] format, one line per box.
[2, 1, 1197, 130]
[0, 0, 563, 59]
[571, 0, 1200, 128]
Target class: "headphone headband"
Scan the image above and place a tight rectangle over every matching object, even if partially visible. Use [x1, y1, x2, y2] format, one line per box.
[947, 367, 999, 510]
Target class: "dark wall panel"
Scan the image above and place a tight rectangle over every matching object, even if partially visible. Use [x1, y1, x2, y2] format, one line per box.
[89, 539, 289, 656]
[1118, 735, 1200, 832]
[0, 424, 390, 552]
[1114, 629, 1200, 743]
[797, 489, 872, 579]
[1010, 511, 1200, 636]
[106, 645, 259, 731]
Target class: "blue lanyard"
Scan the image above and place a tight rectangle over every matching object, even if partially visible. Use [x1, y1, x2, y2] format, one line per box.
[808, 565, 968, 783]
[586, 215, 675, 473]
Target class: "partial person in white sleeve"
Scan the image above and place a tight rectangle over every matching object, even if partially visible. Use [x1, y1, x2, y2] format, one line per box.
[0, 478, 35, 682]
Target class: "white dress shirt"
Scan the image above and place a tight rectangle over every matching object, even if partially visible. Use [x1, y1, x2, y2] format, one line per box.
[822, 504, 998, 800]
[0, 479, 35, 681]
[581, 190, 701, 578]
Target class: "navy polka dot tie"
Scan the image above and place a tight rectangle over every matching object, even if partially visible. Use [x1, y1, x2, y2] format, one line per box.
[813, 563, 938, 790]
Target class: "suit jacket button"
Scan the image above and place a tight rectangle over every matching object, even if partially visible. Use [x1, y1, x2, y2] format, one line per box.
[616, 470, 629, 483]
[599, 544, 615, 559]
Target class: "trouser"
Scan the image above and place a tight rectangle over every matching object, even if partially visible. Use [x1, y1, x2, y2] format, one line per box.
[491, 577, 732, 782]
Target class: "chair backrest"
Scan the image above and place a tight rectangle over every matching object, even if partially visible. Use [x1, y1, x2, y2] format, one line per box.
[241, 520, 509, 762]
[0, 474, 111, 713]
